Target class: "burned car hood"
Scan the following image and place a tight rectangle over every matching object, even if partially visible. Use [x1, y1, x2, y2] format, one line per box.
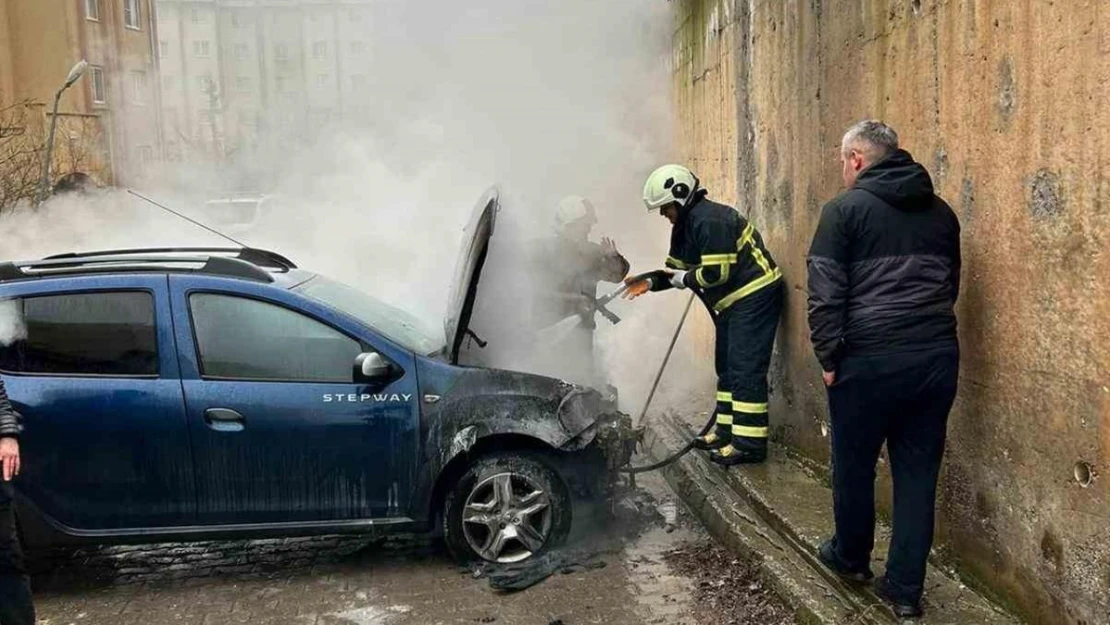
[444, 187, 499, 364]
[415, 359, 622, 453]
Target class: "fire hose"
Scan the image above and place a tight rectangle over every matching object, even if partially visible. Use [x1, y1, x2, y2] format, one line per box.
[620, 291, 716, 475]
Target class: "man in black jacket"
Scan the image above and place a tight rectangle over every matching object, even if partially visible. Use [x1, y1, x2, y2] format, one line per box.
[807, 121, 961, 619]
[628, 165, 783, 466]
[0, 377, 33, 625]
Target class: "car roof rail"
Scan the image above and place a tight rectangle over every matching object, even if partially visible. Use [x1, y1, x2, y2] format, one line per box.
[43, 247, 298, 271]
[0, 247, 298, 284]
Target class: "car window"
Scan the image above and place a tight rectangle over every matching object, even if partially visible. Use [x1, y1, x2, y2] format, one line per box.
[294, 275, 444, 355]
[190, 293, 361, 382]
[0, 291, 158, 376]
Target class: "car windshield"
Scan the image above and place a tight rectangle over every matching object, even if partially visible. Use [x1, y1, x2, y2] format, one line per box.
[294, 275, 444, 356]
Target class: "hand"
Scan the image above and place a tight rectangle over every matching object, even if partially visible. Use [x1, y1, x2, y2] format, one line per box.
[0, 437, 20, 481]
[622, 276, 653, 300]
[669, 270, 687, 289]
[822, 370, 836, 387]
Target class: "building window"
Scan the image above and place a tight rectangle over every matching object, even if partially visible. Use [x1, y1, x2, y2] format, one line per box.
[236, 77, 251, 93]
[85, 0, 100, 21]
[348, 9, 361, 22]
[193, 40, 211, 57]
[158, 40, 169, 58]
[191, 8, 207, 24]
[350, 74, 366, 91]
[123, 0, 141, 29]
[312, 41, 327, 59]
[275, 44, 289, 61]
[231, 11, 243, 28]
[0, 293, 158, 376]
[130, 71, 147, 104]
[197, 75, 216, 93]
[234, 43, 249, 60]
[316, 74, 328, 87]
[90, 66, 106, 104]
[137, 145, 154, 163]
[350, 41, 365, 55]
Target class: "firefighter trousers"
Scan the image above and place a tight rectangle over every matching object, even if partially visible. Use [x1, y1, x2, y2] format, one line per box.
[711, 280, 783, 451]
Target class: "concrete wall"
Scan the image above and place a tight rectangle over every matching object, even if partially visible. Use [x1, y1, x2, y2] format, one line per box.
[672, 1, 1110, 623]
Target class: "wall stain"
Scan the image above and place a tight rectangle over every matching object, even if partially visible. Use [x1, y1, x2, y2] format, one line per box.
[961, 176, 976, 223]
[1029, 170, 1065, 219]
[998, 58, 1017, 123]
[933, 147, 949, 184]
[1041, 529, 1064, 571]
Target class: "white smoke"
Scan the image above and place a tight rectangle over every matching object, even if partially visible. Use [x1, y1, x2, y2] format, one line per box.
[0, 299, 26, 347]
[0, 0, 715, 417]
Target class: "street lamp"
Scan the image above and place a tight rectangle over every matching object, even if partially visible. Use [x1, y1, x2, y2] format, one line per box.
[36, 59, 88, 206]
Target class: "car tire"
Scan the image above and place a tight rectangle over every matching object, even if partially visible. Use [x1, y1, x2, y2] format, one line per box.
[443, 451, 571, 564]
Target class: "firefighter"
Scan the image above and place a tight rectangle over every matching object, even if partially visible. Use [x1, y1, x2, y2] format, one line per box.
[530, 196, 630, 384]
[625, 165, 783, 465]
[530, 195, 630, 388]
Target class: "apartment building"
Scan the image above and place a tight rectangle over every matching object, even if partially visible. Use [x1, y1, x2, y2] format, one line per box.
[0, 0, 162, 192]
[156, 0, 373, 160]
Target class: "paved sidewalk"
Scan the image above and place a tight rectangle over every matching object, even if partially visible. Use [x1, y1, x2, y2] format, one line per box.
[643, 413, 1023, 625]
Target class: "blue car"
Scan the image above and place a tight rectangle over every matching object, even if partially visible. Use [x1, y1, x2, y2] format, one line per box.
[0, 188, 633, 564]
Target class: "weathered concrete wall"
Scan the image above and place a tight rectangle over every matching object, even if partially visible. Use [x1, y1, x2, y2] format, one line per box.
[672, 1, 1110, 623]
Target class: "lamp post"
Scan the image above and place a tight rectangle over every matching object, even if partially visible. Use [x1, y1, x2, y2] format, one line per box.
[36, 59, 88, 206]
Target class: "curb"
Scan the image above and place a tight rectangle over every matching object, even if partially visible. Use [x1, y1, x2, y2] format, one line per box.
[641, 413, 1021, 625]
[642, 415, 889, 625]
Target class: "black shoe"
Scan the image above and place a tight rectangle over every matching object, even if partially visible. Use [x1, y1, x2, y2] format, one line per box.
[817, 538, 874, 584]
[874, 575, 923, 619]
[692, 431, 730, 451]
[709, 444, 766, 466]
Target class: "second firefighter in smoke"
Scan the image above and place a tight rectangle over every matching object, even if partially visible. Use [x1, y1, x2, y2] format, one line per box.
[530, 195, 630, 390]
[625, 165, 783, 466]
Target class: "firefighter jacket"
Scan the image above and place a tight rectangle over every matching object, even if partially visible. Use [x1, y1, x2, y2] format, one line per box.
[531, 236, 630, 330]
[653, 192, 782, 315]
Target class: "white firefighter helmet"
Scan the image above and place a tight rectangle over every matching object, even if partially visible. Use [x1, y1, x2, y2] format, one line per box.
[554, 195, 598, 231]
[642, 164, 700, 211]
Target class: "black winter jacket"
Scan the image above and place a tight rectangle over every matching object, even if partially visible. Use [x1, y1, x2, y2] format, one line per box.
[0, 377, 21, 439]
[654, 193, 781, 314]
[807, 150, 961, 371]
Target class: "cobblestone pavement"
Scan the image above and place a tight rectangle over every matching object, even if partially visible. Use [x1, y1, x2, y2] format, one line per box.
[31, 475, 701, 625]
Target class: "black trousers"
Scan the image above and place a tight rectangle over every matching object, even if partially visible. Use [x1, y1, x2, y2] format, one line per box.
[0, 482, 33, 625]
[826, 345, 959, 604]
[712, 281, 783, 450]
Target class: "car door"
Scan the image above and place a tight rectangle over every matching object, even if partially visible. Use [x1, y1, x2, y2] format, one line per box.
[169, 275, 420, 525]
[0, 275, 195, 530]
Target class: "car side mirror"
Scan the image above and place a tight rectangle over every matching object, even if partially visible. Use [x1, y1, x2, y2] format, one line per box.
[355, 352, 392, 381]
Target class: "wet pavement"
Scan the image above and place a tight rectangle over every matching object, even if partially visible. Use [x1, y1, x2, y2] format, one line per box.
[31, 474, 707, 625]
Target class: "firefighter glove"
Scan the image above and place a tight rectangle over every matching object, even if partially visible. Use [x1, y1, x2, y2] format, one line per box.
[669, 270, 688, 289]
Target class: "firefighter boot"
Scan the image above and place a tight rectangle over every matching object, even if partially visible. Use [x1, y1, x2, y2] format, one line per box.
[692, 424, 731, 451]
[710, 437, 767, 466]
[694, 393, 734, 451]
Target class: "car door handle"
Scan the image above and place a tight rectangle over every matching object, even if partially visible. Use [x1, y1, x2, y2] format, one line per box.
[204, 408, 245, 432]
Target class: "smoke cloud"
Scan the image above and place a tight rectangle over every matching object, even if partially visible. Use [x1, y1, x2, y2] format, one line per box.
[0, 0, 716, 418]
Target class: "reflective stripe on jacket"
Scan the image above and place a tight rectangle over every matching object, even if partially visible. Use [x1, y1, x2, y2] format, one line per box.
[660, 194, 781, 314]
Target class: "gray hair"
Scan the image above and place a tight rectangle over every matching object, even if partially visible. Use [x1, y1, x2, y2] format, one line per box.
[841, 120, 899, 160]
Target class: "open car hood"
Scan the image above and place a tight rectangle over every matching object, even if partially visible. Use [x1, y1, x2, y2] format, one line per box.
[444, 187, 499, 364]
